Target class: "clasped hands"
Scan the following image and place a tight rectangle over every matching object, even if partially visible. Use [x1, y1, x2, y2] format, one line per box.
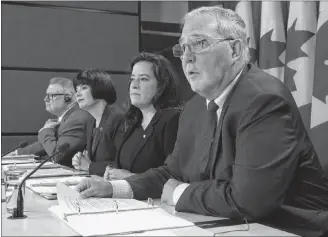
[72, 150, 91, 171]
[103, 166, 134, 180]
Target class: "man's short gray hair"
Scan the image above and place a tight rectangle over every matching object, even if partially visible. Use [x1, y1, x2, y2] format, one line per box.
[183, 6, 250, 64]
[49, 77, 76, 102]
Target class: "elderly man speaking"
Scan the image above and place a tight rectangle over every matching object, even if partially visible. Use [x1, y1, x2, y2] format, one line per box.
[76, 6, 328, 237]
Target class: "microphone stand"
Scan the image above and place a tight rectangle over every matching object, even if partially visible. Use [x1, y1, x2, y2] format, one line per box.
[8, 145, 68, 219]
[1, 141, 28, 158]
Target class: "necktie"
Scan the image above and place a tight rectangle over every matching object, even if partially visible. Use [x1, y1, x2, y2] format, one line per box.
[199, 101, 219, 173]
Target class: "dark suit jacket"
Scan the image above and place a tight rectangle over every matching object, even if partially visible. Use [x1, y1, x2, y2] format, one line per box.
[126, 64, 328, 237]
[115, 109, 180, 173]
[86, 104, 124, 176]
[18, 104, 95, 167]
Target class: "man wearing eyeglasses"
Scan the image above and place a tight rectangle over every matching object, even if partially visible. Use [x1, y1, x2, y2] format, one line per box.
[76, 6, 328, 237]
[15, 77, 94, 167]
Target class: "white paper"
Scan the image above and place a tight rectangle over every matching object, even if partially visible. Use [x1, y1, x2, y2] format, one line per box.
[29, 167, 88, 178]
[56, 183, 152, 215]
[66, 208, 193, 236]
[52, 183, 194, 236]
[1, 158, 38, 165]
[2, 154, 37, 159]
[2, 162, 58, 171]
[26, 175, 86, 187]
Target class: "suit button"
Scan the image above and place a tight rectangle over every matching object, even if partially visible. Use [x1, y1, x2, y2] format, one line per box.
[143, 134, 146, 138]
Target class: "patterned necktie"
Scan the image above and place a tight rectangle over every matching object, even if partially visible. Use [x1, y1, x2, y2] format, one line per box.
[199, 100, 219, 173]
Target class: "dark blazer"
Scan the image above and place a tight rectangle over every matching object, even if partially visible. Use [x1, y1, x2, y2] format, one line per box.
[115, 109, 180, 174]
[86, 104, 124, 176]
[18, 104, 95, 167]
[126, 64, 328, 237]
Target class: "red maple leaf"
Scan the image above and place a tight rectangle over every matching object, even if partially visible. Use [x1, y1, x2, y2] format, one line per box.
[313, 21, 328, 103]
[284, 19, 315, 92]
[259, 29, 286, 70]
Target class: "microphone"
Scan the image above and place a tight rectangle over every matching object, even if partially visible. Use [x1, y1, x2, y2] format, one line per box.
[1, 141, 29, 158]
[8, 143, 70, 219]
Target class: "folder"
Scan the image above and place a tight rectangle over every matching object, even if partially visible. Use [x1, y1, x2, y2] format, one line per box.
[49, 183, 195, 236]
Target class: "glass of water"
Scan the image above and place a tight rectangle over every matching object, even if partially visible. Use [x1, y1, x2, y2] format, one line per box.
[4, 170, 27, 214]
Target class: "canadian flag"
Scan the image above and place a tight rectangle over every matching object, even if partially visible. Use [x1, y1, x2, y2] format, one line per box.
[235, 1, 257, 64]
[310, 1, 328, 169]
[284, 2, 317, 129]
[259, 1, 286, 82]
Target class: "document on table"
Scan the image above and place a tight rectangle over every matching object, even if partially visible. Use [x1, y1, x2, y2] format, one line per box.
[29, 167, 88, 178]
[2, 154, 38, 159]
[1, 158, 39, 165]
[2, 162, 59, 171]
[49, 183, 195, 236]
[26, 176, 87, 198]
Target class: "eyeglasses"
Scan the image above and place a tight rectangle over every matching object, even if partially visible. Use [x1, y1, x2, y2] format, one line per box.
[44, 93, 66, 100]
[172, 37, 234, 58]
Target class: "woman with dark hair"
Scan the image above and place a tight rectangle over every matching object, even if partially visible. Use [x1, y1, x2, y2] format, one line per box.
[104, 52, 181, 180]
[72, 69, 124, 176]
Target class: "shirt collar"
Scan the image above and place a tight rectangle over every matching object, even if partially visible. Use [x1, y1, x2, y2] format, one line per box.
[206, 68, 243, 109]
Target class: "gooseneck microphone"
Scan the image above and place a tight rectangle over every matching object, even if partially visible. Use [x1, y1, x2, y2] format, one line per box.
[9, 143, 70, 219]
[1, 141, 29, 158]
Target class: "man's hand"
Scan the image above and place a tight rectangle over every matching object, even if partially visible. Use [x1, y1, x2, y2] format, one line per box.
[72, 150, 91, 171]
[42, 119, 60, 129]
[161, 178, 183, 206]
[106, 168, 134, 180]
[75, 178, 113, 199]
[5, 150, 18, 156]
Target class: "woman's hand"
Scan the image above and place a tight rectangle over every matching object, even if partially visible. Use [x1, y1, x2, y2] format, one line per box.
[72, 150, 91, 171]
[104, 167, 134, 180]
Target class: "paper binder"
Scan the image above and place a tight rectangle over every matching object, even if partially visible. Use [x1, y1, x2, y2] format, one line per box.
[51, 183, 195, 236]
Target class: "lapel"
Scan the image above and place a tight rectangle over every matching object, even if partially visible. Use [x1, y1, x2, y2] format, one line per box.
[86, 119, 96, 157]
[210, 64, 251, 178]
[125, 110, 164, 171]
[91, 104, 111, 156]
[115, 123, 135, 168]
[57, 103, 78, 134]
[60, 103, 78, 124]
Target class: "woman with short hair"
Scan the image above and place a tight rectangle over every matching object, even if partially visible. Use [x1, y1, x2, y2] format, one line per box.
[72, 69, 124, 176]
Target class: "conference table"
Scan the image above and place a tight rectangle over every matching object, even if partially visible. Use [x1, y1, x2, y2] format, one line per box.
[1, 184, 297, 236]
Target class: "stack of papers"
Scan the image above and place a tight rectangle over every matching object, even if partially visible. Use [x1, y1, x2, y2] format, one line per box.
[2, 162, 59, 171]
[26, 176, 87, 199]
[29, 167, 88, 178]
[49, 183, 195, 236]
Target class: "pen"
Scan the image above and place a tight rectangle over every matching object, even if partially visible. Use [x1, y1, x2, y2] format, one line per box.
[76, 201, 81, 216]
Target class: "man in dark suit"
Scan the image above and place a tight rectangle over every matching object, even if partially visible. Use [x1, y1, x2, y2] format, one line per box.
[15, 77, 94, 167]
[76, 6, 328, 236]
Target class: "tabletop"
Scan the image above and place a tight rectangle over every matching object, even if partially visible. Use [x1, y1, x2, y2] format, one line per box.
[1, 186, 297, 236]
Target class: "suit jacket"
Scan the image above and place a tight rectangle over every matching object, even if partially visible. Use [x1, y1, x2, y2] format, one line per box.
[126, 64, 328, 237]
[86, 104, 124, 176]
[115, 109, 180, 173]
[19, 104, 95, 167]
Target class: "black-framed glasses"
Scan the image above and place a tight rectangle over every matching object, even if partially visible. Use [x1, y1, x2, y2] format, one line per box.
[44, 93, 66, 100]
[172, 37, 234, 58]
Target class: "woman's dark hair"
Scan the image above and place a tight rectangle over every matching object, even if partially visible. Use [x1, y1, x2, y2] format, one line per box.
[124, 52, 181, 131]
[73, 69, 116, 105]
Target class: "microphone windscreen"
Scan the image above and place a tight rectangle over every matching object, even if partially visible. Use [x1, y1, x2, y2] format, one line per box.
[58, 143, 69, 153]
[19, 141, 29, 148]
